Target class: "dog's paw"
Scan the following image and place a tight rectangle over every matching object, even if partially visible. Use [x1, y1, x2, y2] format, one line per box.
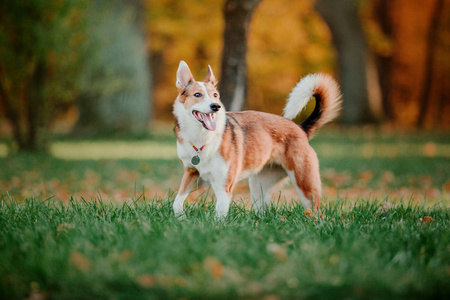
[213, 213, 227, 221]
[174, 212, 186, 220]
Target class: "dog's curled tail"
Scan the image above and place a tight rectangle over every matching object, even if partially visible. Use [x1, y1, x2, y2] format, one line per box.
[283, 73, 342, 139]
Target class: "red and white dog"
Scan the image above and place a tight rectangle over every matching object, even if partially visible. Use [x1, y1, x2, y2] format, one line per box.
[173, 61, 341, 218]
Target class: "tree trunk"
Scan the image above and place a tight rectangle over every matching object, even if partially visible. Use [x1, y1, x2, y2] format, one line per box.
[74, 0, 152, 136]
[0, 82, 26, 150]
[219, 0, 262, 111]
[0, 60, 50, 152]
[372, 0, 443, 128]
[417, 0, 444, 128]
[371, 0, 393, 121]
[25, 61, 50, 152]
[316, 0, 375, 124]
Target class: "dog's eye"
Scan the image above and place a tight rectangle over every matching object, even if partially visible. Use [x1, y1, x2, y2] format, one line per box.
[213, 93, 218, 98]
[194, 92, 202, 98]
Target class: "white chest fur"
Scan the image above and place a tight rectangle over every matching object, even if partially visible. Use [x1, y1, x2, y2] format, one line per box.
[177, 141, 228, 184]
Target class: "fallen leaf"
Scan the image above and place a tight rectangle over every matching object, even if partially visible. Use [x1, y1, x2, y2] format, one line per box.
[70, 251, 92, 271]
[444, 181, 450, 193]
[137, 274, 156, 287]
[203, 257, 224, 279]
[358, 171, 373, 183]
[119, 250, 132, 262]
[322, 169, 352, 187]
[419, 216, 435, 224]
[266, 243, 287, 261]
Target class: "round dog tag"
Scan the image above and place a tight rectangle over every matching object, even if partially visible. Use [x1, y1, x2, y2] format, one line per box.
[191, 155, 200, 165]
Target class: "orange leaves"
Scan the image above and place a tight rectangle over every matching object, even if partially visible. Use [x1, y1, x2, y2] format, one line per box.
[266, 243, 288, 261]
[419, 216, 435, 224]
[358, 170, 373, 184]
[119, 250, 133, 262]
[322, 169, 352, 187]
[444, 181, 450, 193]
[203, 256, 224, 279]
[137, 274, 156, 288]
[318, 167, 450, 203]
[70, 251, 92, 271]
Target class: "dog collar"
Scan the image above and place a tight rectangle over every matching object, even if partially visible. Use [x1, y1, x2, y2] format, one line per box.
[190, 142, 205, 165]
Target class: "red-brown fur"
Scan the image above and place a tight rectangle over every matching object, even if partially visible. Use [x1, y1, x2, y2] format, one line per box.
[219, 111, 321, 209]
[173, 61, 341, 217]
[178, 167, 199, 195]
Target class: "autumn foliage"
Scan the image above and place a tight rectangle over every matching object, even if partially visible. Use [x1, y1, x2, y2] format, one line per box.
[147, 0, 449, 128]
[0, 0, 448, 153]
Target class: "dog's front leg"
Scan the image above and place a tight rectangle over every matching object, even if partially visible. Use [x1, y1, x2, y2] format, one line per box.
[213, 189, 232, 218]
[173, 168, 199, 217]
[210, 169, 236, 218]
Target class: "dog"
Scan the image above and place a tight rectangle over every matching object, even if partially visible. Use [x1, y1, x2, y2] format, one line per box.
[173, 61, 341, 218]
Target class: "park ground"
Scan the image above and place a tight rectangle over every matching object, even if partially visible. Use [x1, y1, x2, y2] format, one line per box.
[0, 125, 449, 299]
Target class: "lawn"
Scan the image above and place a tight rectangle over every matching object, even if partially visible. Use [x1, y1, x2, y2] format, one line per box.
[0, 126, 449, 299]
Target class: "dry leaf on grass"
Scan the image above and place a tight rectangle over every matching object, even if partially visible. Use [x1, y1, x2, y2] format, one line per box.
[137, 274, 156, 288]
[419, 216, 435, 224]
[203, 256, 224, 279]
[266, 243, 287, 261]
[70, 251, 92, 271]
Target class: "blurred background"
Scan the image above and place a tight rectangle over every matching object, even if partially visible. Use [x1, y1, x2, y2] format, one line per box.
[1, 0, 449, 150]
[0, 0, 449, 203]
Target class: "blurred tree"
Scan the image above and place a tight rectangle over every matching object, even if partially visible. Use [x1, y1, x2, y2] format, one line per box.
[74, 0, 152, 136]
[147, 0, 333, 119]
[417, 0, 445, 128]
[369, 0, 448, 128]
[247, 0, 335, 116]
[219, 0, 262, 111]
[0, 0, 92, 152]
[147, 0, 223, 119]
[316, 0, 376, 124]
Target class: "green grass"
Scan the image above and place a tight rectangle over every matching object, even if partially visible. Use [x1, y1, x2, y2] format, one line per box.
[0, 127, 448, 199]
[0, 197, 449, 299]
[0, 127, 449, 299]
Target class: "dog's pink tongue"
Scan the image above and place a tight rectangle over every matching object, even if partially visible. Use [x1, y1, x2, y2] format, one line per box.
[202, 114, 216, 131]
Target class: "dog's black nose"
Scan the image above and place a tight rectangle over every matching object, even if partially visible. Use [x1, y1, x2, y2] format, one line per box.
[210, 103, 221, 112]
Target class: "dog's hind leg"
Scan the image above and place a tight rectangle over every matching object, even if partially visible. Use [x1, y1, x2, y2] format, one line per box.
[249, 165, 287, 215]
[173, 168, 199, 217]
[285, 150, 322, 211]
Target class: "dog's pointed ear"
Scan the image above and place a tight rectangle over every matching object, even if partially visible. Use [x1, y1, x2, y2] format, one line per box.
[204, 65, 217, 86]
[176, 61, 194, 90]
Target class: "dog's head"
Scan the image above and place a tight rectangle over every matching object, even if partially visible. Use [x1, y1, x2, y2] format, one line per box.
[173, 61, 224, 132]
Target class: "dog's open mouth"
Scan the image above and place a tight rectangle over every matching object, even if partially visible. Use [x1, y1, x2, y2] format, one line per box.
[192, 110, 216, 131]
